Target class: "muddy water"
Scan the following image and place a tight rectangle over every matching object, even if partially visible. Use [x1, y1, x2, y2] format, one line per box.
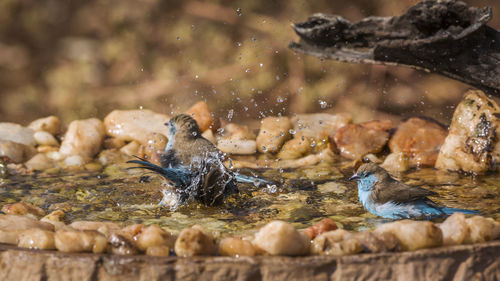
[1, 162, 499, 236]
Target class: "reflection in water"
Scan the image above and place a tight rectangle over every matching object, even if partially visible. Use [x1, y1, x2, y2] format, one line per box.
[0, 163, 498, 235]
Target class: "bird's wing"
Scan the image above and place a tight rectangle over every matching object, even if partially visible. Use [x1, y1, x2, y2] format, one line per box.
[374, 179, 438, 204]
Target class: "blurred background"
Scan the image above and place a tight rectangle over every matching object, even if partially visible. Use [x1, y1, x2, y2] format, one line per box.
[0, 0, 499, 126]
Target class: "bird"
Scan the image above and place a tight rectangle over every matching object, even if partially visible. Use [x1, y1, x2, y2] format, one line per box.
[128, 114, 272, 206]
[349, 163, 478, 220]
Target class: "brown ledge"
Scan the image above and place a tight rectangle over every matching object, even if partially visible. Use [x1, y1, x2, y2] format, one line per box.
[0, 241, 499, 280]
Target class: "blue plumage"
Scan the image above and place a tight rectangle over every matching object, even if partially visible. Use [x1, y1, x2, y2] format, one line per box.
[350, 163, 479, 220]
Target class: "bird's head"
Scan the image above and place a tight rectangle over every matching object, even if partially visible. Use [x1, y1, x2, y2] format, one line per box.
[349, 163, 389, 191]
[166, 114, 202, 138]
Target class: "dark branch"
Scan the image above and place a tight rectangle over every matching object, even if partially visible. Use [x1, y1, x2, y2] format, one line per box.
[289, 0, 500, 96]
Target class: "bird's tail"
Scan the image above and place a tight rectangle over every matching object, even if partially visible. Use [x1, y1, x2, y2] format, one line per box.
[441, 207, 479, 215]
[127, 157, 190, 186]
[233, 172, 274, 187]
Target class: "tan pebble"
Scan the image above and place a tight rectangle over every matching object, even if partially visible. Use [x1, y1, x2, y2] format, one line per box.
[381, 152, 409, 172]
[277, 137, 311, 160]
[146, 245, 170, 256]
[256, 116, 292, 153]
[252, 220, 309, 256]
[439, 213, 469, 246]
[186, 101, 216, 132]
[37, 145, 59, 153]
[136, 225, 175, 251]
[375, 220, 442, 251]
[219, 237, 256, 256]
[217, 139, 256, 155]
[33, 131, 59, 146]
[59, 118, 105, 159]
[2, 202, 45, 218]
[25, 153, 54, 171]
[303, 218, 338, 240]
[28, 116, 61, 135]
[108, 233, 139, 255]
[55, 228, 106, 253]
[311, 229, 362, 256]
[18, 228, 55, 250]
[103, 138, 126, 149]
[465, 216, 500, 244]
[174, 225, 216, 257]
[120, 141, 140, 157]
[104, 110, 170, 144]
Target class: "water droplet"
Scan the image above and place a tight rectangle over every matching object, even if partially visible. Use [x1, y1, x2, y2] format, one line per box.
[138, 105, 143, 110]
[259, 63, 263, 67]
[227, 109, 234, 121]
[289, 129, 296, 135]
[195, 74, 199, 79]
[319, 100, 328, 109]
[236, 8, 242, 16]
[236, 42, 242, 47]
[276, 96, 284, 103]
[275, 75, 280, 80]
[245, 68, 250, 73]
[176, 36, 180, 40]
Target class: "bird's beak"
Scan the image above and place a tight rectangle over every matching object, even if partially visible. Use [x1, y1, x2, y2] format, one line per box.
[349, 174, 359, 181]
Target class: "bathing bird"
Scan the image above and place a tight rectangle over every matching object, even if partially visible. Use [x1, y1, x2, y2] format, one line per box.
[349, 163, 478, 220]
[128, 114, 271, 206]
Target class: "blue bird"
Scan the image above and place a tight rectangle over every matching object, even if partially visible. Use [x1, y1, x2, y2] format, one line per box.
[349, 163, 478, 220]
[128, 114, 272, 206]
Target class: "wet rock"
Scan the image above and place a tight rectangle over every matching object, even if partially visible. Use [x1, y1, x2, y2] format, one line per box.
[174, 225, 216, 257]
[465, 216, 500, 244]
[33, 131, 58, 147]
[146, 245, 171, 256]
[185, 101, 216, 132]
[219, 237, 257, 256]
[138, 132, 168, 165]
[436, 90, 500, 174]
[0, 140, 36, 163]
[347, 231, 400, 253]
[277, 137, 311, 160]
[64, 155, 85, 167]
[59, 118, 105, 160]
[333, 120, 392, 160]
[219, 123, 255, 141]
[1, 202, 45, 218]
[25, 153, 54, 171]
[69, 221, 121, 238]
[41, 210, 66, 231]
[0, 123, 36, 146]
[0, 159, 7, 179]
[202, 129, 216, 144]
[252, 220, 309, 256]
[55, 228, 107, 253]
[256, 117, 292, 153]
[381, 152, 409, 172]
[389, 117, 447, 167]
[291, 113, 351, 140]
[37, 145, 59, 153]
[217, 139, 256, 155]
[108, 233, 139, 255]
[311, 229, 363, 256]
[0, 215, 54, 244]
[28, 116, 61, 135]
[136, 224, 175, 251]
[120, 141, 140, 157]
[18, 228, 55, 250]
[103, 138, 127, 149]
[303, 218, 338, 240]
[104, 109, 170, 144]
[439, 213, 469, 246]
[375, 220, 442, 251]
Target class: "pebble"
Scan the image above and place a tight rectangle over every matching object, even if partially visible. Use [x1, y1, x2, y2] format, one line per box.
[201, 129, 216, 144]
[217, 139, 256, 155]
[291, 113, 351, 140]
[108, 233, 139, 255]
[333, 120, 392, 160]
[41, 210, 66, 231]
[138, 132, 168, 165]
[64, 155, 85, 167]
[69, 221, 121, 238]
[146, 245, 171, 256]
[18, 228, 55, 250]
[439, 213, 468, 246]
[59, 118, 105, 160]
[103, 138, 127, 149]
[252, 220, 309, 256]
[303, 218, 338, 240]
[218, 237, 257, 256]
[256, 116, 292, 153]
[277, 137, 311, 159]
[219, 123, 255, 141]
[25, 153, 54, 171]
[185, 101, 216, 132]
[104, 109, 170, 144]
[381, 152, 409, 172]
[28, 116, 61, 135]
[55, 228, 107, 253]
[1, 202, 45, 218]
[136, 224, 175, 251]
[465, 216, 500, 243]
[174, 225, 216, 257]
[311, 229, 362, 256]
[0, 122, 36, 146]
[375, 220, 442, 251]
[120, 141, 140, 157]
[0, 215, 54, 245]
[436, 90, 500, 174]
[389, 117, 447, 167]
[0, 140, 36, 163]
[33, 131, 59, 146]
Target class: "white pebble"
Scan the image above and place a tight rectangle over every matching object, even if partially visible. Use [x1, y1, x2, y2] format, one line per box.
[64, 155, 85, 167]
[34, 131, 59, 146]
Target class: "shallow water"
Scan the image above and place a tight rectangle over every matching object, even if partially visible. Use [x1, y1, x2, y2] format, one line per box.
[1, 162, 499, 236]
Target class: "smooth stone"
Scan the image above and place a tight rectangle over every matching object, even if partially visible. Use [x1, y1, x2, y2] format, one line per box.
[120, 141, 141, 157]
[252, 220, 309, 256]
[389, 117, 447, 167]
[201, 129, 216, 145]
[18, 228, 55, 250]
[219, 123, 255, 141]
[55, 228, 107, 253]
[217, 139, 256, 155]
[0, 140, 36, 163]
[436, 90, 500, 174]
[381, 152, 409, 172]
[64, 155, 85, 167]
[185, 101, 216, 132]
[104, 109, 170, 144]
[59, 118, 105, 160]
[375, 220, 442, 251]
[256, 116, 292, 153]
[174, 225, 216, 257]
[219, 237, 257, 256]
[277, 137, 311, 160]
[1, 202, 45, 218]
[28, 116, 61, 135]
[33, 131, 59, 146]
[291, 113, 351, 140]
[0, 123, 36, 146]
[25, 153, 54, 171]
